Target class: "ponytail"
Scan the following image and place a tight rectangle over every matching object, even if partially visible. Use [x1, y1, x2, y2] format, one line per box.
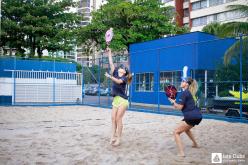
[187, 78, 198, 98]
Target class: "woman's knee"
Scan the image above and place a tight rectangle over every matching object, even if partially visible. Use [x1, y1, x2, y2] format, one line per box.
[116, 117, 123, 124]
[185, 129, 191, 134]
[174, 129, 182, 135]
[116, 108, 126, 121]
[111, 116, 116, 123]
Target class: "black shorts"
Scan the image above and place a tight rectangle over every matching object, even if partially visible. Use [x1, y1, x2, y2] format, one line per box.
[182, 118, 202, 127]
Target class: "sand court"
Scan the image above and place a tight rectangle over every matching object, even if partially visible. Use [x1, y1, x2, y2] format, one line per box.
[0, 106, 247, 165]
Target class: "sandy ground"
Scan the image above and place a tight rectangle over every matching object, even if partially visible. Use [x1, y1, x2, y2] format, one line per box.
[0, 106, 247, 165]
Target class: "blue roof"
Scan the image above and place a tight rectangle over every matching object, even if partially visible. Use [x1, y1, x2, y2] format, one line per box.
[129, 31, 237, 71]
[130, 31, 227, 54]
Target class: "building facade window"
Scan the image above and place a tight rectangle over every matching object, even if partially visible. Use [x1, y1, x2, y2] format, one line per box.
[79, 0, 91, 8]
[184, 9, 189, 17]
[192, 16, 207, 27]
[84, 13, 91, 17]
[78, 8, 91, 13]
[135, 73, 154, 92]
[161, 0, 173, 3]
[201, 0, 208, 8]
[207, 14, 217, 23]
[192, 10, 247, 27]
[209, 0, 224, 7]
[192, 2, 200, 10]
[192, 0, 207, 10]
[227, 10, 246, 19]
[192, 0, 238, 11]
[84, 17, 90, 21]
[160, 71, 182, 91]
[80, 21, 89, 25]
[226, 0, 236, 2]
[217, 12, 226, 21]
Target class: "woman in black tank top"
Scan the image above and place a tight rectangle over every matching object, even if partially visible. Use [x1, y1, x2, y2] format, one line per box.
[104, 48, 132, 146]
[168, 77, 202, 157]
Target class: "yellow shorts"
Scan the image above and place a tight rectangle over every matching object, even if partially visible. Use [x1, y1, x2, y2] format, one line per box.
[112, 96, 129, 108]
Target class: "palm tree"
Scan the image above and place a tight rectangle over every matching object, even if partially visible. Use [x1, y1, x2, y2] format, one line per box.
[202, 22, 222, 36]
[203, 4, 248, 81]
[219, 22, 248, 38]
[223, 36, 248, 66]
[228, 4, 248, 15]
[222, 4, 248, 66]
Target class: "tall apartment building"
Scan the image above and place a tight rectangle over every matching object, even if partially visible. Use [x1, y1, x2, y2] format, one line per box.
[77, 0, 106, 26]
[163, 0, 248, 32]
[75, 0, 107, 66]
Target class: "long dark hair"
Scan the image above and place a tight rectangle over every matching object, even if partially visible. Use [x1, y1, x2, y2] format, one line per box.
[119, 64, 132, 84]
[127, 73, 132, 84]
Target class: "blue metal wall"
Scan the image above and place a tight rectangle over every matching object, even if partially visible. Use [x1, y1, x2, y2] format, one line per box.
[129, 32, 237, 105]
[197, 37, 237, 69]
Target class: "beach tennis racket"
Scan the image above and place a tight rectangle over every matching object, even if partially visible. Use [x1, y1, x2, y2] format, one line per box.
[105, 28, 114, 46]
[164, 85, 177, 100]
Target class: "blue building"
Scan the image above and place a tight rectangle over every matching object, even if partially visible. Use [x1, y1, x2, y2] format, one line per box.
[129, 32, 236, 106]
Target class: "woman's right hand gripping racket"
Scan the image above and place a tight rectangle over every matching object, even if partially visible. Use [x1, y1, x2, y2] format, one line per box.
[164, 85, 177, 100]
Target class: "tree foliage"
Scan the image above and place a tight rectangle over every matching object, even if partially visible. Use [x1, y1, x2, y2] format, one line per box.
[202, 4, 248, 82]
[202, 22, 222, 37]
[77, 0, 188, 52]
[1, 0, 82, 58]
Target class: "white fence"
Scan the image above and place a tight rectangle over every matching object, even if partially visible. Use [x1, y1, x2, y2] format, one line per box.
[3, 70, 82, 104]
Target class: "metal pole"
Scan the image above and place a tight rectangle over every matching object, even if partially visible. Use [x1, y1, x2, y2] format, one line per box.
[239, 34, 243, 118]
[53, 59, 55, 104]
[98, 58, 101, 106]
[129, 78, 132, 109]
[107, 62, 110, 107]
[216, 84, 218, 97]
[82, 60, 84, 104]
[128, 53, 132, 108]
[157, 50, 160, 111]
[204, 70, 207, 106]
[101, 53, 104, 106]
[13, 57, 16, 105]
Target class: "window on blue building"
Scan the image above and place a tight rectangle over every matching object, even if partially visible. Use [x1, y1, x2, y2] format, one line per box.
[160, 71, 182, 91]
[135, 73, 154, 92]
